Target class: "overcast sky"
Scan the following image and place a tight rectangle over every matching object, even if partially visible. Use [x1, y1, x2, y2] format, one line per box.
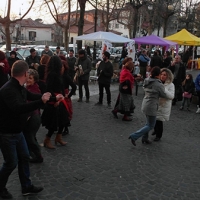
[1, 0, 58, 23]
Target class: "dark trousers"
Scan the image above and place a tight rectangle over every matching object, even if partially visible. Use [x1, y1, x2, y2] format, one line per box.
[154, 120, 163, 139]
[197, 91, 200, 107]
[181, 97, 191, 107]
[0, 133, 31, 190]
[98, 82, 111, 104]
[23, 114, 41, 158]
[78, 79, 89, 99]
[139, 66, 147, 79]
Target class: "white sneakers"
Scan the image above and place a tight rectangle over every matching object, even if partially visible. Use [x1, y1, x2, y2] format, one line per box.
[196, 105, 200, 114]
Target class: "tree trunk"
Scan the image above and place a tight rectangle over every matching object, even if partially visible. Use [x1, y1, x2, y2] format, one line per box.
[64, 28, 69, 53]
[105, 0, 109, 32]
[132, 9, 138, 38]
[163, 18, 168, 37]
[5, 24, 11, 50]
[77, 1, 86, 51]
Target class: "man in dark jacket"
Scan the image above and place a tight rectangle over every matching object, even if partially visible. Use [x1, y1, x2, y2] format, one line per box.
[25, 48, 40, 69]
[0, 60, 63, 199]
[95, 51, 113, 108]
[150, 51, 163, 68]
[168, 55, 186, 105]
[67, 49, 76, 80]
[75, 49, 91, 102]
[7, 50, 20, 69]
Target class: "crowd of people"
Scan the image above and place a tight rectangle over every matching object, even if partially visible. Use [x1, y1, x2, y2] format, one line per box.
[0, 44, 200, 199]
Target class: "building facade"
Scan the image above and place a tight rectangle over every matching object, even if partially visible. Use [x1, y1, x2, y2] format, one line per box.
[12, 18, 52, 45]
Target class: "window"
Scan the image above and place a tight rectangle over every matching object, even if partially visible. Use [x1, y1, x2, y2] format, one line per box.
[29, 31, 36, 41]
[115, 24, 119, 29]
[124, 25, 128, 29]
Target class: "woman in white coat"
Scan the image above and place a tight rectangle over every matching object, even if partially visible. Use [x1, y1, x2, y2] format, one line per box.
[153, 68, 175, 141]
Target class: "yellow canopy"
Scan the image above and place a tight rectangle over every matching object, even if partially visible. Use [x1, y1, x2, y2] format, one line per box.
[165, 29, 200, 46]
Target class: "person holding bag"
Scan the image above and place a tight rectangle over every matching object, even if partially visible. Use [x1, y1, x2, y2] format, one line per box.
[180, 74, 195, 111]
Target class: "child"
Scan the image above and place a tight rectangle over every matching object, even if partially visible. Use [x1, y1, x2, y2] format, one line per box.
[23, 69, 43, 163]
[180, 74, 195, 111]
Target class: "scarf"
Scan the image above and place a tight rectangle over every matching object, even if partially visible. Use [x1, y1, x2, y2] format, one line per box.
[120, 69, 134, 88]
[26, 83, 41, 94]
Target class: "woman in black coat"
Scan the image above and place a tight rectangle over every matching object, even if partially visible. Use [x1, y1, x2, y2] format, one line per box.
[42, 56, 69, 149]
[61, 59, 76, 135]
[163, 51, 172, 68]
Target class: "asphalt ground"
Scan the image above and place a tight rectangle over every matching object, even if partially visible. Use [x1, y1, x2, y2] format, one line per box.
[0, 69, 200, 200]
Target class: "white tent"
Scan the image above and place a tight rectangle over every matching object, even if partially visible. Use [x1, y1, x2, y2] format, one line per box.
[73, 31, 133, 44]
[73, 31, 134, 59]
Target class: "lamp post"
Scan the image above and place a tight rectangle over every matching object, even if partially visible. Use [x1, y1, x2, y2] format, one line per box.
[19, 8, 21, 45]
[93, 0, 98, 60]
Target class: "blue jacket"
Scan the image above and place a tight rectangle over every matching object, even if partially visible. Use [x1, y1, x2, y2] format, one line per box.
[195, 74, 200, 91]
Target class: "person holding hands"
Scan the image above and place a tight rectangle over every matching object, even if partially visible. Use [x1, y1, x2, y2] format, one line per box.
[0, 60, 63, 199]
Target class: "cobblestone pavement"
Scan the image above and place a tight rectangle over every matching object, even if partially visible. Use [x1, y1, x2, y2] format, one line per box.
[1, 70, 200, 200]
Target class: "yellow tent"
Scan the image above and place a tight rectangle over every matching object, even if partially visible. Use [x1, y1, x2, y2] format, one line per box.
[165, 29, 200, 46]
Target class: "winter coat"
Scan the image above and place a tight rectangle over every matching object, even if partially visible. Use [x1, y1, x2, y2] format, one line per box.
[150, 55, 163, 68]
[182, 79, 195, 94]
[76, 56, 92, 81]
[156, 69, 175, 121]
[138, 54, 150, 67]
[195, 74, 200, 92]
[97, 60, 113, 85]
[163, 56, 172, 68]
[7, 57, 19, 69]
[0, 59, 10, 88]
[168, 62, 186, 86]
[141, 77, 167, 116]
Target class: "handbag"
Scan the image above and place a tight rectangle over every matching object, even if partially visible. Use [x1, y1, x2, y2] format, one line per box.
[182, 92, 192, 98]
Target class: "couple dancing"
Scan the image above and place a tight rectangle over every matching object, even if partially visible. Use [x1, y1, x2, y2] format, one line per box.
[129, 66, 174, 145]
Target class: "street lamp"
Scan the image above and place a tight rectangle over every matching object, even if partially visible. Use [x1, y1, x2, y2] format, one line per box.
[15, 24, 19, 46]
[19, 8, 21, 45]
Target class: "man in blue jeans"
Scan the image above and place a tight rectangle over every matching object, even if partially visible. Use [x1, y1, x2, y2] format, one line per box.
[0, 60, 63, 199]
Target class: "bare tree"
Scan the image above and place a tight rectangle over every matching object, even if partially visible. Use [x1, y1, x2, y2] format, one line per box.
[88, 0, 125, 32]
[0, 0, 35, 50]
[77, 0, 87, 50]
[179, 0, 199, 34]
[128, 0, 148, 38]
[42, 0, 75, 52]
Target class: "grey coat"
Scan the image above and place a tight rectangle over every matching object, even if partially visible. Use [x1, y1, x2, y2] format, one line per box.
[141, 77, 167, 116]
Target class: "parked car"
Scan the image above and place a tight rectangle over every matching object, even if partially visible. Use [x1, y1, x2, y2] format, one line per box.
[0, 44, 21, 51]
[17, 48, 43, 60]
[17, 49, 31, 60]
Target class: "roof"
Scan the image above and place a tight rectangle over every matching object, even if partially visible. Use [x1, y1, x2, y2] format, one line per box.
[133, 34, 177, 47]
[20, 18, 51, 28]
[69, 19, 122, 35]
[165, 29, 200, 46]
[74, 31, 133, 43]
